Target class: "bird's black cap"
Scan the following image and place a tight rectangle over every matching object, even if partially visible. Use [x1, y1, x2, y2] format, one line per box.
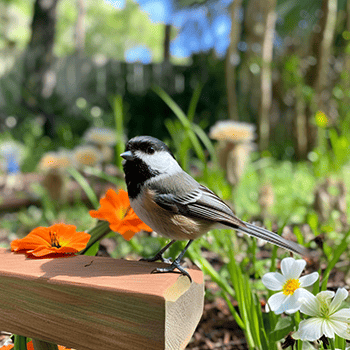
[125, 136, 175, 158]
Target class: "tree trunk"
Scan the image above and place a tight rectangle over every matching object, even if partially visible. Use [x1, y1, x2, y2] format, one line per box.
[240, 0, 264, 121]
[343, 0, 350, 106]
[163, 24, 171, 62]
[259, 0, 277, 151]
[305, 0, 338, 151]
[294, 85, 308, 159]
[22, 0, 59, 107]
[314, 0, 337, 108]
[225, 0, 243, 120]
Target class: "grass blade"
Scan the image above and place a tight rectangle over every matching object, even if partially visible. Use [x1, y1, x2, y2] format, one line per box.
[187, 83, 202, 122]
[321, 229, 350, 290]
[152, 85, 206, 163]
[67, 167, 99, 209]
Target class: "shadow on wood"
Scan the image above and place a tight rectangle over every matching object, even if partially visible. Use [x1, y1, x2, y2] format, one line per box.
[0, 248, 204, 350]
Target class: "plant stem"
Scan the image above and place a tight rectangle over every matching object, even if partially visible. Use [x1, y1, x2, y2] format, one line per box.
[328, 338, 336, 350]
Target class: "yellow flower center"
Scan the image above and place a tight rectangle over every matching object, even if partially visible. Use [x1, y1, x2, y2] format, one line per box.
[282, 278, 300, 295]
[117, 206, 129, 220]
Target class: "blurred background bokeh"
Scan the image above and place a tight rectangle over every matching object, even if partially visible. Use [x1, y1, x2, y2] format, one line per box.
[2, 0, 350, 160]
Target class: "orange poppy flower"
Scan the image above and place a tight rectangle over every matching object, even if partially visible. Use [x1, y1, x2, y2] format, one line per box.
[11, 224, 91, 258]
[0, 345, 13, 350]
[89, 189, 152, 240]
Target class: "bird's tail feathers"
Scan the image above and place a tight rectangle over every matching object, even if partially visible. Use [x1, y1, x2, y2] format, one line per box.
[237, 222, 307, 257]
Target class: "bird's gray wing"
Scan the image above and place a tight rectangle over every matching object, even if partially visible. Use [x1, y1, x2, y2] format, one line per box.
[148, 173, 307, 256]
[149, 173, 244, 227]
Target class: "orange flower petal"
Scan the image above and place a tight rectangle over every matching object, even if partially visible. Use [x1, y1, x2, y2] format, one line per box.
[11, 224, 91, 258]
[26, 341, 71, 350]
[30, 246, 60, 257]
[122, 230, 137, 241]
[0, 345, 13, 350]
[90, 188, 152, 239]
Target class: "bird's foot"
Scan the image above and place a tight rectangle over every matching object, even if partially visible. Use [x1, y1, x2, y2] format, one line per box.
[140, 253, 172, 264]
[151, 259, 192, 282]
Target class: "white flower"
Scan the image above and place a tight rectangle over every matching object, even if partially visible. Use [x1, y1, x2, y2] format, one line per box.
[293, 288, 350, 341]
[262, 257, 319, 315]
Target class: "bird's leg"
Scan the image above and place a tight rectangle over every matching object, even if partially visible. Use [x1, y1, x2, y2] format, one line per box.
[140, 239, 176, 264]
[151, 240, 194, 282]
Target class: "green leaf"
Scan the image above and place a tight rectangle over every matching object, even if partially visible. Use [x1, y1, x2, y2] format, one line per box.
[83, 241, 100, 256]
[312, 272, 320, 295]
[79, 221, 111, 255]
[269, 316, 294, 342]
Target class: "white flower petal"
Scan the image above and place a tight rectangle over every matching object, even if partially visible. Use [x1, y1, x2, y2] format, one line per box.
[262, 272, 285, 291]
[285, 305, 302, 314]
[331, 308, 350, 322]
[329, 288, 349, 314]
[299, 272, 319, 288]
[275, 296, 293, 314]
[322, 319, 335, 338]
[328, 319, 348, 340]
[293, 318, 323, 341]
[267, 292, 287, 314]
[283, 288, 304, 314]
[281, 258, 299, 278]
[299, 292, 319, 316]
[297, 288, 315, 301]
[316, 290, 335, 303]
[282, 258, 306, 279]
[333, 321, 350, 340]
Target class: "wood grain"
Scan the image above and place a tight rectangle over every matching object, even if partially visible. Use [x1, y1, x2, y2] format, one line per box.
[0, 248, 204, 350]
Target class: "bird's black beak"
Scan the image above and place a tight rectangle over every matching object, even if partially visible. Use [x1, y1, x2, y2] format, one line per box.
[120, 151, 134, 161]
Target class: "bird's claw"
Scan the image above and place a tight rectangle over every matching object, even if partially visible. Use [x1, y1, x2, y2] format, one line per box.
[140, 254, 172, 264]
[150, 261, 192, 282]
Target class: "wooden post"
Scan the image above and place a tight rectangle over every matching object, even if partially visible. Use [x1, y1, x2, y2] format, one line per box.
[0, 249, 204, 350]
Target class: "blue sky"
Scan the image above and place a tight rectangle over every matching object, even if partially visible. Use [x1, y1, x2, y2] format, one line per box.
[106, 0, 233, 62]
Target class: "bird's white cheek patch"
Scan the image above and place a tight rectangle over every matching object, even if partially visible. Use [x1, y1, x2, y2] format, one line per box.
[135, 150, 182, 175]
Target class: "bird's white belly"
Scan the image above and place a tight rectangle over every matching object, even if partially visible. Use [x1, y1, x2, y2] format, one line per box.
[130, 193, 211, 241]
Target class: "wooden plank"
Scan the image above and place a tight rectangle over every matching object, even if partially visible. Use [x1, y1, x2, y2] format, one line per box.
[0, 248, 204, 350]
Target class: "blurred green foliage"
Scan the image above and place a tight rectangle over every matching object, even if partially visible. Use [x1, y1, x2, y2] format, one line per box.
[55, 0, 166, 60]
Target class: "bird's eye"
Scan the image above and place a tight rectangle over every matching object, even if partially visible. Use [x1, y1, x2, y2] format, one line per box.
[146, 146, 155, 154]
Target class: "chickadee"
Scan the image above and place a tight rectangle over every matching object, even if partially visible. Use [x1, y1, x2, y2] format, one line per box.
[121, 136, 306, 281]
